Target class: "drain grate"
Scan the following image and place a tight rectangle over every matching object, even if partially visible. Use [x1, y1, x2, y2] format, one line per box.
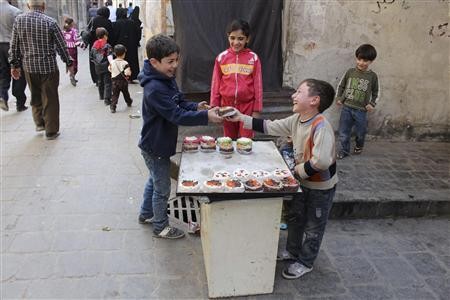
[167, 196, 201, 233]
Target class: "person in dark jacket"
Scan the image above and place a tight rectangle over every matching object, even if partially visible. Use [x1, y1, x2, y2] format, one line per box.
[113, 8, 140, 81]
[89, 6, 114, 84]
[137, 34, 222, 239]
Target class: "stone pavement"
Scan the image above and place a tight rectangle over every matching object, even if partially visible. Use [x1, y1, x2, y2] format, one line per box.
[1, 51, 449, 299]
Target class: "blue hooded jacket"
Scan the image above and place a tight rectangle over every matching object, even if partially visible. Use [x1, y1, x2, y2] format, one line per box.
[138, 59, 208, 157]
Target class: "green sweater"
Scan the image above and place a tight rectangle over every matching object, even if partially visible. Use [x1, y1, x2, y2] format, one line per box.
[336, 68, 379, 111]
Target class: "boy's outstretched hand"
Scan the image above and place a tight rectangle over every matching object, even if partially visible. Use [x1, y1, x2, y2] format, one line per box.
[207, 107, 224, 123]
[225, 109, 243, 122]
[198, 101, 210, 111]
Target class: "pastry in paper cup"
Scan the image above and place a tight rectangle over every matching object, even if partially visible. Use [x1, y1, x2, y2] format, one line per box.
[224, 179, 245, 193]
[236, 137, 252, 154]
[251, 170, 271, 180]
[233, 168, 250, 180]
[213, 171, 231, 181]
[182, 136, 200, 152]
[243, 178, 263, 192]
[281, 176, 300, 192]
[200, 135, 216, 152]
[179, 179, 199, 192]
[263, 178, 283, 192]
[272, 168, 292, 179]
[202, 179, 224, 192]
[217, 136, 234, 154]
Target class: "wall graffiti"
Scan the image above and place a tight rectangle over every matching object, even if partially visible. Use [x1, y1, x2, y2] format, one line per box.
[429, 23, 449, 38]
[371, 0, 410, 14]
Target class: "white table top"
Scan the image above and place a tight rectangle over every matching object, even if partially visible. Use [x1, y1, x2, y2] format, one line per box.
[177, 141, 297, 197]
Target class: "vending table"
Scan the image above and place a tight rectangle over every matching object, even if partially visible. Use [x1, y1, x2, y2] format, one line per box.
[176, 141, 301, 298]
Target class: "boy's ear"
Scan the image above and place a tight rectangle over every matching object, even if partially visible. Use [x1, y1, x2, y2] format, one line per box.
[310, 95, 320, 107]
[149, 58, 159, 67]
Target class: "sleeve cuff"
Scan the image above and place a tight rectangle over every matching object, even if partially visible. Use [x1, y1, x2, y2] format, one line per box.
[295, 163, 309, 179]
[241, 114, 253, 129]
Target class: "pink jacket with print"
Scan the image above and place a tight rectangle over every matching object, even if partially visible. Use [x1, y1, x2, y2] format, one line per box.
[210, 47, 263, 112]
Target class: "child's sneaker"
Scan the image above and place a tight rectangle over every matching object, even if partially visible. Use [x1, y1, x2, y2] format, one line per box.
[282, 262, 313, 279]
[70, 75, 77, 86]
[354, 147, 363, 154]
[337, 152, 348, 159]
[153, 226, 185, 239]
[138, 214, 153, 224]
[110, 106, 116, 113]
[276, 249, 296, 261]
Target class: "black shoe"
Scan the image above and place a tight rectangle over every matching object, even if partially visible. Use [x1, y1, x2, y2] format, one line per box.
[36, 125, 45, 132]
[138, 214, 153, 224]
[110, 107, 116, 113]
[104, 99, 111, 106]
[0, 99, 9, 111]
[46, 132, 60, 140]
[70, 77, 77, 86]
[126, 100, 133, 107]
[17, 105, 28, 112]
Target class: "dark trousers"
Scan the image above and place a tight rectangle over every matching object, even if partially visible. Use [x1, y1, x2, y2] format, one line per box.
[96, 72, 112, 100]
[24, 70, 60, 135]
[286, 185, 336, 268]
[0, 43, 27, 108]
[111, 76, 132, 108]
[88, 45, 97, 83]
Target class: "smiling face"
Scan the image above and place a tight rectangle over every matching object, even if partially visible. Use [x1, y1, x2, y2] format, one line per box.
[356, 58, 372, 71]
[291, 82, 319, 114]
[228, 29, 249, 53]
[150, 52, 179, 78]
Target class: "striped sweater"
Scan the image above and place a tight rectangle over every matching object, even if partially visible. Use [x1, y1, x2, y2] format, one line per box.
[243, 113, 338, 190]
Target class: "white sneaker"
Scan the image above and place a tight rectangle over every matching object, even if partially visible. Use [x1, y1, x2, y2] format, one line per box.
[276, 249, 296, 261]
[282, 262, 313, 279]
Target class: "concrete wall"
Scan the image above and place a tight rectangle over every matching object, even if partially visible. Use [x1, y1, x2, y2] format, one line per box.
[282, 0, 449, 140]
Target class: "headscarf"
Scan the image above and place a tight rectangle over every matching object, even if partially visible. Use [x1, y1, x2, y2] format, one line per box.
[96, 6, 110, 19]
[129, 6, 141, 24]
[116, 7, 128, 20]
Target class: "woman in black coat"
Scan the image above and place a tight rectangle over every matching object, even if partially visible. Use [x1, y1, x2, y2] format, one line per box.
[113, 8, 140, 81]
[89, 7, 115, 84]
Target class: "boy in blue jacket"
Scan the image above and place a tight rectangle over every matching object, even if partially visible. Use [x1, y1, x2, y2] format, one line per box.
[137, 34, 223, 239]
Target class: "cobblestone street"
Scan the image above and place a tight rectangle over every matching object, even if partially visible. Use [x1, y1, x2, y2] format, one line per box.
[1, 51, 449, 299]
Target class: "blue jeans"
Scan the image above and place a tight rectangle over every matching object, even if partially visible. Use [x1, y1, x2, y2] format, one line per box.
[286, 185, 336, 268]
[338, 106, 367, 155]
[140, 150, 171, 232]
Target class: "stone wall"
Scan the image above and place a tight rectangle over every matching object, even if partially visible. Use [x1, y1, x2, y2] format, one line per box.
[282, 0, 449, 140]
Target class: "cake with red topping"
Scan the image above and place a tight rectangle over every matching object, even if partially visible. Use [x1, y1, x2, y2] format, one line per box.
[224, 179, 245, 193]
[179, 180, 199, 192]
[203, 179, 223, 192]
[243, 178, 263, 192]
[182, 136, 200, 152]
[281, 176, 300, 192]
[263, 178, 283, 192]
[200, 136, 216, 152]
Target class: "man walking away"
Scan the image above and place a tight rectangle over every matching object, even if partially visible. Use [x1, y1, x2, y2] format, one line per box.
[9, 0, 73, 140]
[0, 0, 27, 112]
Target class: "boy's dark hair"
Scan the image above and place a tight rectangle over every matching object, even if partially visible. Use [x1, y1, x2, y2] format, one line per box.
[96, 27, 108, 39]
[114, 44, 127, 56]
[355, 44, 377, 61]
[226, 19, 250, 37]
[63, 17, 73, 31]
[146, 34, 180, 61]
[301, 79, 336, 113]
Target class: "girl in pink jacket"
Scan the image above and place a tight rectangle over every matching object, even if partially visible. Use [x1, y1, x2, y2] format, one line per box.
[63, 18, 82, 86]
[210, 19, 263, 139]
